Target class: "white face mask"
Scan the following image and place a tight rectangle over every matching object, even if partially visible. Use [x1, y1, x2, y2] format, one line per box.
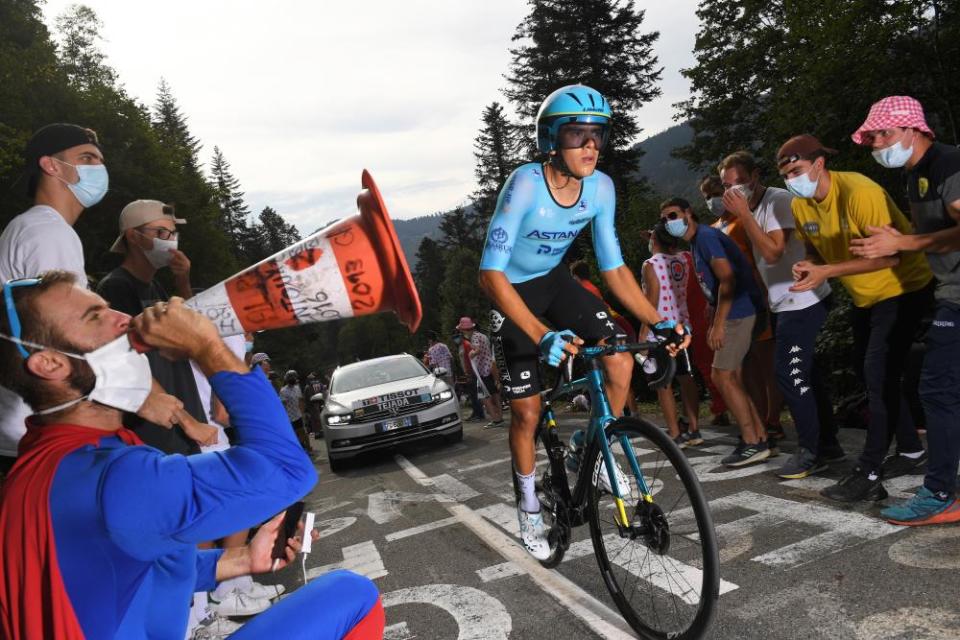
[142, 236, 178, 269]
[706, 197, 725, 217]
[0, 333, 153, 415]
[732, 183, 754, 202]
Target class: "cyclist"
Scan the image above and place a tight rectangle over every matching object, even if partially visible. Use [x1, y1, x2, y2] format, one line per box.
[478, 84, 687, 560]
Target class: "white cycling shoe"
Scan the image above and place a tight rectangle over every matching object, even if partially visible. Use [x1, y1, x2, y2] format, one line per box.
[517, 506, 551, 561]
[593, 456, 632, 496]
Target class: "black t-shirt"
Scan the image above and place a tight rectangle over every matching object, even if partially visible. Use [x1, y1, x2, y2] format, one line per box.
[96, 267, 205, 455]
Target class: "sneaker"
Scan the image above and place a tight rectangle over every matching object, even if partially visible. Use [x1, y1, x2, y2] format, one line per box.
[766, 440, 779, 458]
[517, 507, 551, 560]
[674, 431, 704, 449]
[191, 613, 244, 639]
[722, 441, 770, 468]
[592, 457, 632, 496]
[820, 465, 888, 503]
[818, 444, 847, 464]
[776, 447, 827, 479]
[678, 416, 690, 432]
[880, 451, 928, 479]
[710, 412, 731, 427]
[765, 423, 786, 440]
[882, 487, 960, 525]
[207, 591, 271, 617]
[242, 581, 285, 600]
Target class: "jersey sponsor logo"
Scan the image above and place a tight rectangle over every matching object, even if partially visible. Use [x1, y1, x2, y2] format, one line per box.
[491, 336, 510, 381]
[485, 240, 512, 254]
[568, 217, 589, 225]
[536, 244, 566, 256]
[933, 319, 956, 328]
[490, 227, 509, 244]
[578, 200, 588, 212]
[802, 221, 820, 237]
[919, 177, 929, 198]
[489, 309, 506, 333]
[526, 229, 578, 241]
[520, 370, 531, 380]
[596, 311, 608, 319]
[508, 383, 533, 395]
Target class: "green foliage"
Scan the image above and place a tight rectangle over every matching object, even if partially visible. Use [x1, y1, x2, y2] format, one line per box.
[440, 247, 487, 336]
[412, 237, 446, 340]
[472, 102, 523, 228]
[505, 0, 662, 203]
[437, 205, 482, 252]
[676, 0, 960, 202]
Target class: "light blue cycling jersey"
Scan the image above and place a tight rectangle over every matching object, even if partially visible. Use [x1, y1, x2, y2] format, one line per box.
[479, 162, 624, 283]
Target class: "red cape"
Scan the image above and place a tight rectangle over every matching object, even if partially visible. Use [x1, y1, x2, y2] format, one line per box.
[0, 420, 141, 640]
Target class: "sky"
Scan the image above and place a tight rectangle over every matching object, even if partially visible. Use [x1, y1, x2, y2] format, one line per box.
[41, 0, 700, 235]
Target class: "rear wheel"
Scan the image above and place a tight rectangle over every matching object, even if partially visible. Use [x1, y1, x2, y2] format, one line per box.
[586, 416, 719, 639]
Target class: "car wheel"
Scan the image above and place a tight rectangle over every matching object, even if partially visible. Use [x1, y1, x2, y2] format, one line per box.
[445, 426, 464, 444]
[329, 456, 349, 473]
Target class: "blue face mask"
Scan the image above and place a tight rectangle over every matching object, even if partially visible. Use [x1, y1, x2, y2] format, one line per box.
[244, 340, 254, 353]
[665, 218, 688, 238]
[872, 134, 914, 169]
[55, 159, 109, 208]
[784, 167, 819, 199]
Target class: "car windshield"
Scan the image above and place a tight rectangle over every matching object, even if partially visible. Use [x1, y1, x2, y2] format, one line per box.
[332, 357, 428, 393]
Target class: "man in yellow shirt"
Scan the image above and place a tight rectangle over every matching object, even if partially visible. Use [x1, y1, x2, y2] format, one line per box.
[777, 134, 933, 503]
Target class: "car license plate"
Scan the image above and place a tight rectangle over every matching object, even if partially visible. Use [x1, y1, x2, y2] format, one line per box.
[377, 416, 417, 432]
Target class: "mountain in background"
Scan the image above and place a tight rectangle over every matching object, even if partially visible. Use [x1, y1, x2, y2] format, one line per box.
[634, 123, 702, 203]
[392, 124, 702, 266]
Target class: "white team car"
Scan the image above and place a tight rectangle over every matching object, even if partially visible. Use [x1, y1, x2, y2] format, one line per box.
[320, 354, 462, 471]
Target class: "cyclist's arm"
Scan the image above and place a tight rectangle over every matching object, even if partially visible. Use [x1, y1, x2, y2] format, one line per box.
[592, 176, 660, 326]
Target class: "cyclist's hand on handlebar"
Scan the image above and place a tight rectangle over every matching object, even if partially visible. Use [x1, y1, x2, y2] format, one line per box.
[652, 320, 692, 355]
[538, 330, 582, 367]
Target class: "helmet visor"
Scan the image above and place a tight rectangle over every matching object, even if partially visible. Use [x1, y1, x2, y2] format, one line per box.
[557, 123, 610, 150]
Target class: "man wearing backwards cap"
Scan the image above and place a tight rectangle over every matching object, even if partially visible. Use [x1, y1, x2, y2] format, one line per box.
[777, 133, 934, 503]
[849, 96, 960, 524]
[96, 200, 215, 455]
[0, 125, 177, 473]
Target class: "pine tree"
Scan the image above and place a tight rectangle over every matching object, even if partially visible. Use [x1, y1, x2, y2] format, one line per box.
[440, 248, 487, 336]
[437, 206, 482, 252]
[153, 79, 202, 173]
[471, 102, 522, 227]
[208, 146, 253, 261]
[248, 206, 302, 262]
[504, 0, 662, 197]
[412, 237, 447, 338]
[54, 4, 117, 90]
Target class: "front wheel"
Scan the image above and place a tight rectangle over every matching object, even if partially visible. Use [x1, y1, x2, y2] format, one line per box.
[586, 416, 719, 640]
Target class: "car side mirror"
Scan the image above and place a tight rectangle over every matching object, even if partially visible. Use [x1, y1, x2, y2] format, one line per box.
[433, 367, 448, 377]
[310, 392, 325, 402]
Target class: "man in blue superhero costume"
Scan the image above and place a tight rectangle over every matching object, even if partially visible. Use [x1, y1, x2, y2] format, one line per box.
[0, 271, 384, 639]
[478, 85, 689, 559]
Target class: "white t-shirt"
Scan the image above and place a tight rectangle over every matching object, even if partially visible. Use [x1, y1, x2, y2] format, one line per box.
[0, 205, 89, 457]
[752, 187, 831, 313]
[190, 334, 247, 452]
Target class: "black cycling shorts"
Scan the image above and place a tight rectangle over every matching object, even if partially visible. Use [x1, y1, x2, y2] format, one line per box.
[490, 265, 620, 400]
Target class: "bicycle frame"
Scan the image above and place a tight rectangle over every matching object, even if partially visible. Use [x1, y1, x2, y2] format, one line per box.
[540, 341, 664, 531]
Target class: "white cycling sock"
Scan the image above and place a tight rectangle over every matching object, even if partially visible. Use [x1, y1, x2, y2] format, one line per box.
[516, 469, 540, 513]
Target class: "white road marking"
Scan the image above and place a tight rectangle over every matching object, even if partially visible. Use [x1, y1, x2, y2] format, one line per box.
[306, 540, 388, 580]
[386, 516, 460, 542]
[315, 516, 356, 539]
[383, 621, 415, 640]
[696, 490, 903, 569]
[684, 454, 774, 482]
[856, 607, 960, 640]
[383, 583, 512, 640]
[312, 500, 353, 516]
[395, 454, 636, 639]
[456, 456, 514, 474]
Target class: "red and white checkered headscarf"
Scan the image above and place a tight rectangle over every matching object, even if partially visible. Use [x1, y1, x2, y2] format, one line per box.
[851, 96, 934, 145]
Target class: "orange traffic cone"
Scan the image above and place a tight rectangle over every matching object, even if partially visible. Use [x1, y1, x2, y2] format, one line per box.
[187, 170, 422, 335]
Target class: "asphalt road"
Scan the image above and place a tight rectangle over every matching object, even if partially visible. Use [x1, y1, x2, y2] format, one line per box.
[255, 408, 959, 640]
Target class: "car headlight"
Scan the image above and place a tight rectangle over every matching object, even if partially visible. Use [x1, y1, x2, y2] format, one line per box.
[434, 390, 453, 402]
[327, 413, 351, 425]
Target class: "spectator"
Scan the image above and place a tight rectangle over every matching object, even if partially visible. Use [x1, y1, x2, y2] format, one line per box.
[777, 133, 934, 502]
[304, 372, 327, 436]
[425, 331, 456, 389]
[640, 222, 703, 448]
[0, 274, 384, 639]
[718, 150, 842, 479]
[700, 174, 727, 219]
[456, 317, 504, 428]
[96, 200, 214, 454]
[662, 197, 772, 467]
[280, 370, 312, 452]
[706, 172, 785, 439]
[0, 125, 179, 474]
[849, 96, 960, 523]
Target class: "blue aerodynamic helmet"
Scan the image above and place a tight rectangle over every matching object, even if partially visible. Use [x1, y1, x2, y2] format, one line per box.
[536, 84, 613, 154]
